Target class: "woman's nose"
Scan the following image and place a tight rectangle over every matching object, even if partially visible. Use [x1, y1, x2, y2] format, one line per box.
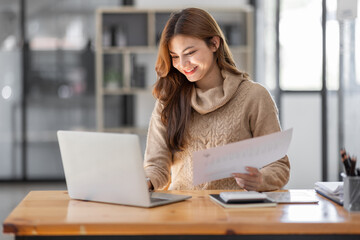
[180, 57, 189, 68]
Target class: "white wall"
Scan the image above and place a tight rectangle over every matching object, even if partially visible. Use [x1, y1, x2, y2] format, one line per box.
[282, 94, 322, 189]
[327, 92, 340, 181]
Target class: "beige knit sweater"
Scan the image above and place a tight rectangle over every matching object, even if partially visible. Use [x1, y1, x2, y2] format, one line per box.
[144, 70, 290, 191]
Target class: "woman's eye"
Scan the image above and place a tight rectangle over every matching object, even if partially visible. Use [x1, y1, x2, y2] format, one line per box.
[186, 51, 196, 56]
[171, 55, 179, 59]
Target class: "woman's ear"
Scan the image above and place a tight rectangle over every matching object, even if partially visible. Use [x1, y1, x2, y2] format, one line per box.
[210, 36, 220, 52]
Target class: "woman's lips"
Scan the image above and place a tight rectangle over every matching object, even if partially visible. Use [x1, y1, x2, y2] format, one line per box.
[184, 66, 197, 75]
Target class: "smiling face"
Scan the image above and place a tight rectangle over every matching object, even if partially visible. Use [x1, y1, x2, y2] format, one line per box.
[168, 34, 220, 87]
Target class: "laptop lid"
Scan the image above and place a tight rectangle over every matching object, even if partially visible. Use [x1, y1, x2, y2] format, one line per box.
[57, 131, 191, 207]
[58, 131, 153, 207]
[58, 131, 191, 207]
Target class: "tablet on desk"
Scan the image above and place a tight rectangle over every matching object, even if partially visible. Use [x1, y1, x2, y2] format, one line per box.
[264, 190, 319, 204]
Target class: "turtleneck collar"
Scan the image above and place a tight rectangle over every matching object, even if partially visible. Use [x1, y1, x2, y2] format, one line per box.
[191, 70, 244, 115]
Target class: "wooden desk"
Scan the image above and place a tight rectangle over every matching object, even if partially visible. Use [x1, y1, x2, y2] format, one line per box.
[3, 190, 360, 240]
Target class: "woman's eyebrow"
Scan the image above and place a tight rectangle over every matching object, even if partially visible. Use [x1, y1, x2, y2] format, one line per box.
[169, 46, 195, 54]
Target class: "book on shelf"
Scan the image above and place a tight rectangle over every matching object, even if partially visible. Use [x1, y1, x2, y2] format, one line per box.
[209, 194, 277, 209]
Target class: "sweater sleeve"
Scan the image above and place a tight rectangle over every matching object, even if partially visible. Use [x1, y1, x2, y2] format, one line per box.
[143, 100, 172, 190]
[246, 83, 290, 191]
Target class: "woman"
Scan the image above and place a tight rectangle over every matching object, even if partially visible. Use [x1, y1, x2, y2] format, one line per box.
[144, 8, 290, 191]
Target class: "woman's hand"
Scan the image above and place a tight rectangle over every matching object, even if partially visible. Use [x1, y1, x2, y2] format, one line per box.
[232, 167, 263, 191]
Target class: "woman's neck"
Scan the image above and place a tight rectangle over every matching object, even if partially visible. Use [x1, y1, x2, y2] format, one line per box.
[195, 64, 223, 91]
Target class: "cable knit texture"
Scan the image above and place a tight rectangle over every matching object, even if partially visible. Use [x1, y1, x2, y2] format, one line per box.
[144, 70, 290, 191]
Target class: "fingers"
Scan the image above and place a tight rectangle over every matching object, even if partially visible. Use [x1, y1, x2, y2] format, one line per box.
[234, 177, 259, 191]
[245, 166, 260, 175]
[232, 167, 262, 191]
[233, 173, 258, 185]
[232, 168, 260, 184]
[235, 177, 245, 188]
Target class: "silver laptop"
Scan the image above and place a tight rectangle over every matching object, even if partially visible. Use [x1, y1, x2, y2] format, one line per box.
[57, 131, 191, 208]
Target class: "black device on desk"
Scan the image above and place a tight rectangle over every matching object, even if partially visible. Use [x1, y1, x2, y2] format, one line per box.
[209, 192, 276, 209]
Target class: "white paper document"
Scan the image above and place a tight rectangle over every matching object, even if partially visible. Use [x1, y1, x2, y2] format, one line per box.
[314, 182, 343, 196]
[192, 129, 293, 186]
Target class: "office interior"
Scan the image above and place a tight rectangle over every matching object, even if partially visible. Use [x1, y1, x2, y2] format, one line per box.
[0, 0, 359, 238]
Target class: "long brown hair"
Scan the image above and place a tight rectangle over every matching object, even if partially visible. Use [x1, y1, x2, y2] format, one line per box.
[153, 8, 249, 153]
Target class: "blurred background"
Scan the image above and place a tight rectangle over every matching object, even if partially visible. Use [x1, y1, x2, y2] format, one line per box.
[0, 0, 359, 238]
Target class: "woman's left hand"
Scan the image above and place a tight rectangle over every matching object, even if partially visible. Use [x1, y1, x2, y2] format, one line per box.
[232, 167, 263, 191]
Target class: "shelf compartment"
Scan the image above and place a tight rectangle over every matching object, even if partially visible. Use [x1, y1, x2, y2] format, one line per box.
[102, 12, 148, 47]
